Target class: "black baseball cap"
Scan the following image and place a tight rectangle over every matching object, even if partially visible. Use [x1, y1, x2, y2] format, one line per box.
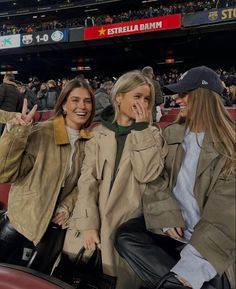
[164, 66, 224, 96]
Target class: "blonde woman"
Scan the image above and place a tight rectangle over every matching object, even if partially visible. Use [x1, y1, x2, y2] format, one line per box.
[116, 66, 235, 289]
[71, 70, 167, 289]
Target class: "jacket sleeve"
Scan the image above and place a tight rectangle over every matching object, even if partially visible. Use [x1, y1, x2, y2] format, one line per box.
[143, 170, 185, 233]
[130, 126, 168, 183]
[72, 136, 100, 231]
[0, 110, 17, 123]
[56, 186, 79, 228]
[0, 124, 35, 183]
[189, 172, 235, 275]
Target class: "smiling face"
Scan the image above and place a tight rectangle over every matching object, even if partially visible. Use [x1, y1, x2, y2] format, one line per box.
[62, 87, 93, 130]
[116, 84, 151, 126]
[174, 92, 189, 118]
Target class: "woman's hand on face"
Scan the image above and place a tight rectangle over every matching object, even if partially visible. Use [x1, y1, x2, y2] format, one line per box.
[132, 100, 150, 123]
[51, 211, 66, 225]
[11, 98, 37, 126]
[82, 229, 100, 251]
[166, 227, 183, 241]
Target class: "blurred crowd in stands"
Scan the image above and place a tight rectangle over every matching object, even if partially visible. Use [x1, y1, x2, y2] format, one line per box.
[1, 67, 236, 116]
[1, 0, 236, 36]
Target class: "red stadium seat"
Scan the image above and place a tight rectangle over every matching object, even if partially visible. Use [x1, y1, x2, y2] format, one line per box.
[227, 108, 236, 122]
[0, 263, 74, 289]
[34, 110, 54, 122]
[0, 183, 11, 209]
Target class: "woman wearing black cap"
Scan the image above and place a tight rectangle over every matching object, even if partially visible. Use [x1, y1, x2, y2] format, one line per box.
[115, 66, 235, 289]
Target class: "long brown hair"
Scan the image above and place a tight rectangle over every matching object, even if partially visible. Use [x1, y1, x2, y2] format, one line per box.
[176, 87, 235, 176]
[53, 79, 95, 129]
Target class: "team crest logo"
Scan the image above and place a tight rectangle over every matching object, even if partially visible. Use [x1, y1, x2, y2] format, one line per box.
[51, 30, 64, 42]
[179, 71, 188, 80]
[208, 11, 218, 21]
[22, 34, 33, 45]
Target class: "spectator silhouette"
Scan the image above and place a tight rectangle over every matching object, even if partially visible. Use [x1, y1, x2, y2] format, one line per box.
[0, 72, 23, 134]
[94, 81, 113, 122]
[142, 66, 163, 122]
[46, 80, 60, 110]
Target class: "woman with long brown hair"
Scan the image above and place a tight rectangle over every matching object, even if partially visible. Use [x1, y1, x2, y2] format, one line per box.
[0, 79, 95, 274]
[116, 66, 235, 289]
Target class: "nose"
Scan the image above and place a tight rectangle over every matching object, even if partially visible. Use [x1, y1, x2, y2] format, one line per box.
[78, 100, 86, 109]
[174, 95, 182, 104]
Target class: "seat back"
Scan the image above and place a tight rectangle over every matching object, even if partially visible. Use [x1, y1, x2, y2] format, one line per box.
[0, 263, 74, 289]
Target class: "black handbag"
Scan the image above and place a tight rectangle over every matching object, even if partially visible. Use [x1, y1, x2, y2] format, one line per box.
[53, 247, 117, 289]
[27, 223, 66, 274]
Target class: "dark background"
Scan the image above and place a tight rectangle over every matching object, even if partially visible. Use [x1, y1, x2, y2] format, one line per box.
[0, 0, 236, 81]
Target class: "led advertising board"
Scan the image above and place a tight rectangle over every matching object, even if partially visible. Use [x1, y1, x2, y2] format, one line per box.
[84, 14, 181, 40]
[0, 34, 21, 49]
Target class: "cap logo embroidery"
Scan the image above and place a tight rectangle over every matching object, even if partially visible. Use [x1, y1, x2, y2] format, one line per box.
[202, 80, 208, 85]
[179, 71, 188, 80]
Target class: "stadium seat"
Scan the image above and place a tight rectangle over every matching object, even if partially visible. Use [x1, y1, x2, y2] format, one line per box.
[0, 183, 11, 209]
[0, 263, 74, 289]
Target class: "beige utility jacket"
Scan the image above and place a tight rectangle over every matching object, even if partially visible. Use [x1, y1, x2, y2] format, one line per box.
[0, 115, 92, 244]
[72, 124, 168, 276]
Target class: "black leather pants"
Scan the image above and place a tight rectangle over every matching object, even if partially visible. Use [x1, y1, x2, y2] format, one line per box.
[115, 216, 230, 289]
[0, 212, 66, 274]
[0, 211, 34, 266]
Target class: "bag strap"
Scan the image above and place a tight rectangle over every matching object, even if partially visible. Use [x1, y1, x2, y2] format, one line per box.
[74, 246, 103, 273]
[74, 246, 86, 265]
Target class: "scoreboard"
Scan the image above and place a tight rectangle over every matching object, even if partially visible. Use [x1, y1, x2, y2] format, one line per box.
[21, 29, 68, 47]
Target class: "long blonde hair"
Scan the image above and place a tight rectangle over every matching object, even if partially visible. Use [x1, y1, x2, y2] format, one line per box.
[176, 87, 235, 176]
[111, 70, 155, 123]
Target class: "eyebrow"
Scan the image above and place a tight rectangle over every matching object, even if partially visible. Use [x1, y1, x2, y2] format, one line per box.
[70, 96, 91, 99]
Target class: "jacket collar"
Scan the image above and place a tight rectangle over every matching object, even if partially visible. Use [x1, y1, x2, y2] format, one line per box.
[165, 124, 220, 178]
[53, 115, 93, 145]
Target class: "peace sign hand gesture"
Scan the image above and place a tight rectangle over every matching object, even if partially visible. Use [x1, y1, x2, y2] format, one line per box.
[12, 98, 37, 126]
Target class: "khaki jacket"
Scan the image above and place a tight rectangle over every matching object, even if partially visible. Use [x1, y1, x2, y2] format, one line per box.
[72, 124, 168, 276]
[0, 115, 92, 244]
[0, 110, 16, 123]
[143, 123, 235, 275]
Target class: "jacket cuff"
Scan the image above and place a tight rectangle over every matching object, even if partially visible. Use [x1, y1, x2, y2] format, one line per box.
[74, 208, 100, 231]
[6, 123, 31, 136]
